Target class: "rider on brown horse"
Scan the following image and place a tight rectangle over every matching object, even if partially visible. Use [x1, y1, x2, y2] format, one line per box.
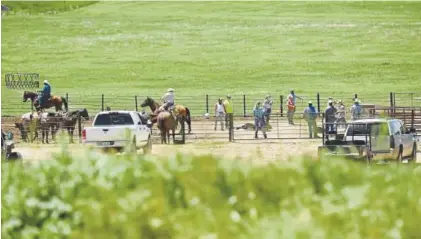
[160, 88, 175, 114]
[38, 80, 51, 110]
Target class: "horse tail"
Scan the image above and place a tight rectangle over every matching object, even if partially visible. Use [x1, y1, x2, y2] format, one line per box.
[185, 107, 191, 121]
[61, 96, 69, 112]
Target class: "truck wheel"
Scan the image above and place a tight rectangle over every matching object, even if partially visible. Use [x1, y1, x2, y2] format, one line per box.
[143, 136, 152, 154]
[128, 137, 137, 153]
[397, 146, 403, 163]
[409, 143, 417, 162]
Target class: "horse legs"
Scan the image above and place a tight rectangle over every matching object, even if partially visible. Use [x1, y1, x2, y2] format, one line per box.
[68, 127, 74, 143]
[186, 116, 192, 134]
[172, 129, 175, 143]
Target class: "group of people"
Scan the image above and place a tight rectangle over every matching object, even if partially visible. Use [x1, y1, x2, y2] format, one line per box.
[213, 95, 273, 138]
[213, 95, 233, 131]
[302, 97, 363, 138]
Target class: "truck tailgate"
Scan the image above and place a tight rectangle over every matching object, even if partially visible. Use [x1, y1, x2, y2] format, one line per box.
[84, 126, 136, 142]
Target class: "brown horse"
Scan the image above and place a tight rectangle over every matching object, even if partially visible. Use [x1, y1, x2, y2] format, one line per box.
[58, 109, 90, 143]
[157, 111, 177, 144]
[23, 91, 69, 112]
[140, 96, 192, 134]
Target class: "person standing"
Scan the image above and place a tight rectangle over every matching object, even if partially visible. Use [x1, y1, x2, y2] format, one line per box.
[287, 88, 302, 123]
[214, 98, 226, 131]
[350, 99, 362, 121]
[263, 95, 273, 124]
[324, 100, 337, 137]
[303, 101, 319, 138]
[286, 95, 295, 125]
[253, 101, 267, 139]
[223, 95, 233, 128]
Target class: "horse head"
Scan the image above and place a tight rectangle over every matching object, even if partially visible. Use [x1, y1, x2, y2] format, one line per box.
[23, 91, 37, 102]
[79, 108, 90, 120]
[140, 96, 152, 108]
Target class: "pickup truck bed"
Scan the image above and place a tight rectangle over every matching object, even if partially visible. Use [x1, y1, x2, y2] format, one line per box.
[82, 111, 152, 153]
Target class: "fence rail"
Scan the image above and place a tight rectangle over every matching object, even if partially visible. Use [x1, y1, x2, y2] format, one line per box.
[3, 91, 419, 117]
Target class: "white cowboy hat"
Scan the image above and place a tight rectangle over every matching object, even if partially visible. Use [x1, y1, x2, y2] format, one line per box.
[167, 88, 174, 92]
[308, 101, 313, 104]
[43, 80, 50, 85]
[328, 100, 333, 104]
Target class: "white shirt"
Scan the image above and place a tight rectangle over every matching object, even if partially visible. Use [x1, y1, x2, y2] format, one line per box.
[162, 92, 174, 103]
[263, 99, 273, 109]
[215, 103, 225, 113]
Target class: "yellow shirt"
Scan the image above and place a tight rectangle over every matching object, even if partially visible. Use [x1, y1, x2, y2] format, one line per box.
[223, 100, 233, 113]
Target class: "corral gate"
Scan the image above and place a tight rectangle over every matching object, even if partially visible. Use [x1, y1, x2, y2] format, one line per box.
[392, 92, 421, 108]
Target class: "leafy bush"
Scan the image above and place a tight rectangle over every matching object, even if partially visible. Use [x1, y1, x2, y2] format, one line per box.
[2, 1, 97, 14]
[2, 148, 421, 239]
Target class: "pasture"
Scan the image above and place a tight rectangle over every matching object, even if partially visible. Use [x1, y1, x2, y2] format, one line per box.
[2, 1, 421, 116]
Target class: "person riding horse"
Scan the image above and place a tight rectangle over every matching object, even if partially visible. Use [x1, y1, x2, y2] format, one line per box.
[38, 80, 51, 111]
[160, 88, 175, 114]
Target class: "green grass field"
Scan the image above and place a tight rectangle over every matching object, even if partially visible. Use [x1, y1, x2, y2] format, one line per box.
[2, 1, 421, 115]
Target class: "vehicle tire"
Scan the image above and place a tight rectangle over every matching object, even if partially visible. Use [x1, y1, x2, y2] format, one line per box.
[397, 146, 403, 163]
[131, 137, 137, 153]
[409, 143, 417, 162]
[143, 136, 152, 154]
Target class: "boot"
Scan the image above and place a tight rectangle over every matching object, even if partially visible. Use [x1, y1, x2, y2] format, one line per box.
[254, 131, 258, 139]
[263, 132, 267, 139]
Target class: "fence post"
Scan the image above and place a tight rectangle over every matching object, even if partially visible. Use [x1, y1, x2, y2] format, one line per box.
[78, 113, 82, 143]
[411, 110, 415, 129]
[280, 95, 283, 117]
[228, 113, 234, 142]
[389, 92, 393, 108]
[206, 94, 209, 113]
[135, 95, 138, 111]
[101, 94, 104, 111]
[66, 93, 69, 105]
[243, 94, 246, 117]
[317, 93, 320, 114]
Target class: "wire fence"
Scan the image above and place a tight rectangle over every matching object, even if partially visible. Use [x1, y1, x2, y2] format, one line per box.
[3, 91, 419, 117]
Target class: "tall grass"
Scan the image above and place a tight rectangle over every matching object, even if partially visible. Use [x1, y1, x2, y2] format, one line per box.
[2, 1, 97, 14]
[2, 148, 421, 239]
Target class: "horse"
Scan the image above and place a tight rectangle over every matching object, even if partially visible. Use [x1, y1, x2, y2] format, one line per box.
[157, 111, 177, 144]
[23, 91, 69, 112]
[140, 96, 192, 134]
[58, 108, 89, 143]
[14, 111, 59, 143]
[38, 112, 62, 144]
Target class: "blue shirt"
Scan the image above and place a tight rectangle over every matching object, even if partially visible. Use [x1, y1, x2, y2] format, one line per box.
[42, 84, 51, 96]
[253, 107, 265, 119]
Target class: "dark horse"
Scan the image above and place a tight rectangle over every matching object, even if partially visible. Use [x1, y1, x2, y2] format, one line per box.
[23, 91, 68, 112]
[59, 109, 90, 143]
[140, 97, 192, 134]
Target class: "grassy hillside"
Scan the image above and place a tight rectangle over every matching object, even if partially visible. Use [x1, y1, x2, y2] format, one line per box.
[1, 2, 420, 115]
[2, 150, 421, 238]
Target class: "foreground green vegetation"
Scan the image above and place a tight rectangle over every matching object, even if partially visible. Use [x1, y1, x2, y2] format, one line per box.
[2, 1, 421, 115]
[2, 148, 421, 239]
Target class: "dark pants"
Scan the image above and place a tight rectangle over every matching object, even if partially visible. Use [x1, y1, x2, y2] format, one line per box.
[264, 108, 272, 123]
[164, 102, 174, 110]
[38, 95, 50, 107]
[254, 117, 267, 138]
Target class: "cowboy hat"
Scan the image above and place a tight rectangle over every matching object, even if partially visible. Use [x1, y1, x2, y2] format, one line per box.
[167, 88, 174, 92]
[43, 80, 50, 85]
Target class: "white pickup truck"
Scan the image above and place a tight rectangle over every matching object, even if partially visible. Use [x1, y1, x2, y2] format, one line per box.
[82, 111, 152, 153]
